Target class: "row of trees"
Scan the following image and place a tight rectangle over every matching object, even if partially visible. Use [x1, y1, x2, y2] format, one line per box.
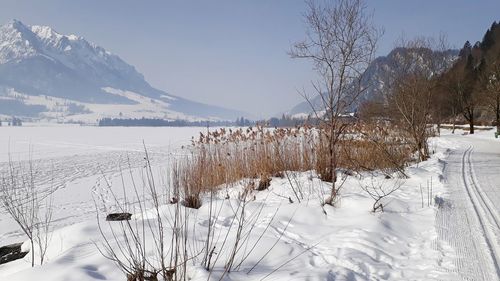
[0, 117, 23, 126]
[98, 117, 234, 127]
[437, 21, 500, 135]
[290, 0, 500, 205]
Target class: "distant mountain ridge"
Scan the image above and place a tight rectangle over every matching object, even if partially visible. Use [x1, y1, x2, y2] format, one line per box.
[289, 47, 459, 116]
[0, 20, 248, 121]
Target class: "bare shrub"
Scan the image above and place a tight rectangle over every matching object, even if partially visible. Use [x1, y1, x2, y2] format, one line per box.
[256, 175, 271, 191]
[386, 36, 451, 161]
[0, 157, 54, 267]
[94, 147, 293, 280]
[360, 177, 403, 212]
[93, 150, 196, 281]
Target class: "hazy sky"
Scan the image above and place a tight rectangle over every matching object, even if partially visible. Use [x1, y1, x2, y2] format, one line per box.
[1, 0, 499, 118]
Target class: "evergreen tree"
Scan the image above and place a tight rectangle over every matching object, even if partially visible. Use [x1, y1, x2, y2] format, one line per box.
[482, 29, 494, 49]
[459, 41, 472, 58]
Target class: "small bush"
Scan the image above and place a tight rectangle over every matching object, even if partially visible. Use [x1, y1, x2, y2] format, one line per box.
[256, 175, 271, 191]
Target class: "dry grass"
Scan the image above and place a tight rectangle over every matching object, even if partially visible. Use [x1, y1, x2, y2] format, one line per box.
[173, 124, 413, 206]
[342, 123, 413, 177]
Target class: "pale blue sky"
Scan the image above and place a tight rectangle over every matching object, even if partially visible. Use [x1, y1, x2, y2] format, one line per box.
[1, 0, 499, 117]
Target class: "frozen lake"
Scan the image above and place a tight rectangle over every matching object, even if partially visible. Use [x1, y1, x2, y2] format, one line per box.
[0, 124, 206, 161]
[0, 125, 206, 245]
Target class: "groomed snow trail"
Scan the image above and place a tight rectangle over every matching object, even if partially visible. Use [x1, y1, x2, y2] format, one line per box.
[437, 135, 500, 280]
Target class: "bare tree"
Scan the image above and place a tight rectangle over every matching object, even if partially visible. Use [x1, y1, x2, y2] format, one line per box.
[386, 36, 451, 161]
[458, 63, 480, 135]
[442, 41, 482, 135]
[290, 0, 381, 205]
[0, 158, 54, 267]
[482, 62, 500, 134]
[437, 69, 464, 134]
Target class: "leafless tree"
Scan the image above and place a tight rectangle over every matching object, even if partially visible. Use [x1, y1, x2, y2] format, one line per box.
[0, 158, 54, 267]
[456, 66, 479, 135]
[482, 62, 500, 134]
[437, 69, 464, 134]
[441, 41, 482, 135]
[290, 0, 381, 205]
[386, 36, 451, 161]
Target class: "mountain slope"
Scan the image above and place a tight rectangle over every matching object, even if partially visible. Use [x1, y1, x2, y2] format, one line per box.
[289, 47, 459, 116]
[0, 20, 247, 121]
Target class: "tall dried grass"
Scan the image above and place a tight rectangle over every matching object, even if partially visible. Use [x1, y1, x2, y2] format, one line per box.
[174, 124, 413, 206]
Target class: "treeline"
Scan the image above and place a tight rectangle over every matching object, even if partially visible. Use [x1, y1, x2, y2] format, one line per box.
[361, 21, 500, 135]
[266, 114, 314, 127]
[0, 117, 23, 126]
[98, 116, 321, 128]
[98, 117, 234, 127]
[244, 115, 319, 128]
[434, 21, 500, 134]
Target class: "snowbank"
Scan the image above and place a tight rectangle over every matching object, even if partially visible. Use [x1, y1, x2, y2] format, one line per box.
[0, 131, 461, 280]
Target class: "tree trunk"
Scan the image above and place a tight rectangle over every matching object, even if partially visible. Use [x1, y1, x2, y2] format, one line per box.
[451, 108, 457, 134]
[423, 140, 429, 160]
[329, 136, 337, 202]
[30, 239, 34, 267]
[469, 114, 474, 134]
[496, 96, 500, 134]
[417, 140, 427, 162]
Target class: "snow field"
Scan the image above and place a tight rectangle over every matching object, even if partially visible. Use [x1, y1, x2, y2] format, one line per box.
[0, 126, 464, 280]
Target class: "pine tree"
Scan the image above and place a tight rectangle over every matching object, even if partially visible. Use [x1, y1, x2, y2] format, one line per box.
[459, 41, 472, 58]
[482, 28, 494, 49]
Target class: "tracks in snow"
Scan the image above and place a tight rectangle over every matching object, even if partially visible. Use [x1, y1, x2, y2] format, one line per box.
[460, 145, 500, 279]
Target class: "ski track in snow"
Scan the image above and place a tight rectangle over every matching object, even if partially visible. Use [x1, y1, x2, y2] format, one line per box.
[0, 148, 177, 244]
[437, 137, 500, 280]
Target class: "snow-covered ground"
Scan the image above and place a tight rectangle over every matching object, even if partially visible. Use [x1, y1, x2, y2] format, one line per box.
[0, 125, 203, 245]
[0, 125, 498, 280]
[0, 87, 204, 124]
[436, 128, 500, 280]
[0, 124, 203, 161]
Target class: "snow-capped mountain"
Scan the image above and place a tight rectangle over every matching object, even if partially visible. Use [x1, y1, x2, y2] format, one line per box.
[288, 47, 459, 117]
[0, 20, 247, 122]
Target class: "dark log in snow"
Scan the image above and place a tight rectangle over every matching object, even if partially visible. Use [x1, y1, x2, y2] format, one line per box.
[0, 242, 29, 265]
[106, 213, 132, 221]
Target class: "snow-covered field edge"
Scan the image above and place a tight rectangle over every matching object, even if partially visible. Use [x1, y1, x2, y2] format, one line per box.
[0, 135, 462, 281]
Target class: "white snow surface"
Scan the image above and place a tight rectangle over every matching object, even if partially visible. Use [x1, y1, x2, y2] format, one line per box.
[434, 128, 500, 280]
[0, 87, 206, 124]
[1, 125, 498, 280]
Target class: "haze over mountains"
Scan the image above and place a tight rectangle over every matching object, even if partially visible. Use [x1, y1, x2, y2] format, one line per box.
[0, 20, 463, 122]
[0, 20, 248, 122]
[289, 47, 459, 117]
